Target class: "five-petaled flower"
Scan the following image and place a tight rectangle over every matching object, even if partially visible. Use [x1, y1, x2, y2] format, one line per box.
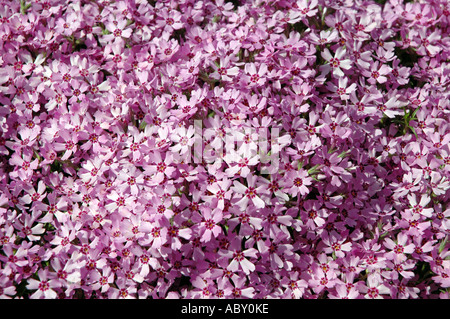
[320, 47, 352, 77]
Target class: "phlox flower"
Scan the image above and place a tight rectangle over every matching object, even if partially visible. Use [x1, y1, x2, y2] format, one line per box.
[375, 95, 405, 118]
[313, 146, 353, 187]
[108, 277, 137, 299]
[78, 157, 106, 184]
[26, 269, 60, 299]
[326, 76, 357, 100]
[322, 231, 352, 258]
[191, 207, 223, 243]
[282, 168, 312, 197]
[14, 211, 45, 242]
[309, 29, 339, 46]
[320, 47, 352, 77]
[170, 125, 195, 156]
[8, 149, 39, 181]
[140, 220, 168, 250]
[105, 191, 135, 216]
[220, 237, 258, 276]
[391, 278, 421, 299]
[103, 16, 133, 42]
[204, 178, 232, 210]
[329, 283, 360, 299]
[0, 243, 29, 268]
[231, 174, 267, 209]
[51, 256, 83, 290]
[156, 37, 180, 61]
[226, 276, 255, 299]
[224, 150, 260, 178]
[0, 276, 16, 299]
[260, 205, 294, 240]
[412, 27, 442, 57]
[432, 267, 450, 289]
[55, 11, 81, 36]
[171, 92, 201, 120]
[103, 41, 127, 69]
[116, 166, 145, 196]
[52, 129, 79, 161]
[263, 235, 295, 270]
[189, 276, 217, 299]
[0, 0, 450, 300]
[361, 60, 392, 84]
[280, 271, 308, 299]
[49, 220, 81, 255]
[21, 180, 47, 212]
[289, 0, 319, 22]
[350, 12, 377, 37]
[89, 266, 115, 294]
[390, 58, 410, 85]
[298, 200, 327, 231]
[210, 56, 240, 82]
[243, 62, 267, 87]
[143, 152, 176, 182]
[310, 266, 338, 295]
[20, 92, 41, 114]
[361, 275, 390, 299]
[407, 193, 433, 218]
[384, 254, 416, 281]
[228, 208, 263, 237]
[384, 232, 415, 258]
[241, 94, 267, 114]
[155, 7, 184, 32]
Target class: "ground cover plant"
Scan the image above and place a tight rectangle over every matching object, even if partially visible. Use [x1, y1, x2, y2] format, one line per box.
[0, 0, 449, 299]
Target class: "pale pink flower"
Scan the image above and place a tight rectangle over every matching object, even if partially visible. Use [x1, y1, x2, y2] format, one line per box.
[26, 269, 60, 299]
[320, 47, 352, 77]
[231, 174, 266, 209]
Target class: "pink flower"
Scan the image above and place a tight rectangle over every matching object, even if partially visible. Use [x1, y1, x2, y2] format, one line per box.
[407, 193, 434, 218]
[299, 199, 328, 230]
[322, 231, 353, 258]
[210, 56, 240, 82]
[229, 276, 256, 299]
[361, 276, 391, 299]
[104, 17, 133, 40]
[329, 283, 360, 299]
[412, 27, 442, 56]
[384, 232, 415, 257]
[192, 207, 223, 243]
[53, 129, 79, 161]
[204, 178, 232, 210]
[220, 237, 258, 275]
[243, 62, 267, 87]
[282, 169, 312, 197]
[26, 269, 60, 299]
[231, 174, 267, 209]
[309, 29, 339, 46]
[155, 7, 184, 32]
[14, 211, 45, 242]
[320, 47, 352, 77]
[326, 76, 357, 100]
[375, 95, 405, 118]
[170, 125, 195, 156]
[361, 60, 392, 84]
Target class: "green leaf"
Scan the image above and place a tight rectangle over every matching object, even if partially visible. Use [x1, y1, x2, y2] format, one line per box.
[139, 120, 147, 131]
[439, 236, 448, 254]
[307, 164, 321, 175]
[20, 0, 31, 15]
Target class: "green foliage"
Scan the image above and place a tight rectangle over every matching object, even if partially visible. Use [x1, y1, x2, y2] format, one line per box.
[20, 0, 32, 15]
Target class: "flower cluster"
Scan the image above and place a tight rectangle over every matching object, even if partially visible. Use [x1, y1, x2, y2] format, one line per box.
[1, 0, 450, 299]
